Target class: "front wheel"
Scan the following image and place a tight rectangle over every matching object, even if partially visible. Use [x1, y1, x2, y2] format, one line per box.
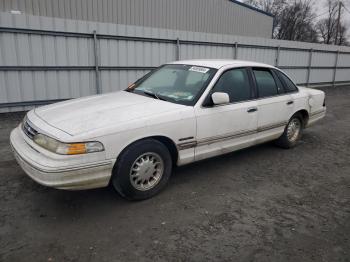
[111, 139, 172, 200]
[275, 114, 303, 149]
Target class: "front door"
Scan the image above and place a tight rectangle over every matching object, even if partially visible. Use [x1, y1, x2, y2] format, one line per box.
[194, 67, 258, 161]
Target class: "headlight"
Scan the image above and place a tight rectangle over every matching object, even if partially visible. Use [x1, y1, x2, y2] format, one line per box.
[33, 133, 104, 155]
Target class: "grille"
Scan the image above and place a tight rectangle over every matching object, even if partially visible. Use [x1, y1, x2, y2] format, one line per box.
[22, 120, 38, 139]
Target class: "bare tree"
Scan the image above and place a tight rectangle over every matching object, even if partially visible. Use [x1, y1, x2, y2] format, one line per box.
[316, 0, 348, 45]
[244, 0, 318, 42]
[276, 0, 318, 42]
[316, 0, 338, 44]
[243, 0, 287, 13]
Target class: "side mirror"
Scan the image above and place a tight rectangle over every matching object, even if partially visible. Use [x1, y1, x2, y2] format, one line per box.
[211, 92, 230, 105]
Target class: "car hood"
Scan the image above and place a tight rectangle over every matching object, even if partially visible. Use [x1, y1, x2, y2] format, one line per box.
[34, 91, 186, 136]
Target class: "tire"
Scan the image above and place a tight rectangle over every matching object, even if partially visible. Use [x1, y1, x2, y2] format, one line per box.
[275, 113, 303, 149]
[111, 139, 172, 200]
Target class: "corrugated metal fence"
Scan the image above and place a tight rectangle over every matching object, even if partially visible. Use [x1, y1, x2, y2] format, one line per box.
[1, 12, 350, 113]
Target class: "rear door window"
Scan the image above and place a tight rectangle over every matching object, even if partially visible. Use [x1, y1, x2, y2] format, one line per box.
[275, 70, 298, 93]
[252, 69, 278, 98]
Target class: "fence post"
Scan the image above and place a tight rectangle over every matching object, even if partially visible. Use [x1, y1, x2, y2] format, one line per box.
[332, 50, 339, 88]
[234, 42, 238, 59]
[275, 45, 280, 67]
[306, 48, 313, 87]
[176, 38, 180, 60]
[93, 30, 101, 94]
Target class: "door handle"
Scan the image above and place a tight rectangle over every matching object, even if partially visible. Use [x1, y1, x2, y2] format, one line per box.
[247, 107, 258, 113]
[287, 101, 294, 105]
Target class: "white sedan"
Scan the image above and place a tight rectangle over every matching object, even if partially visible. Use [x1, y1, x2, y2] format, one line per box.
[10, 60, 326, 200]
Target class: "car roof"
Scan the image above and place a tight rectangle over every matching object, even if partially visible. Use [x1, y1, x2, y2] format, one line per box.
[169, 59, 276, 70]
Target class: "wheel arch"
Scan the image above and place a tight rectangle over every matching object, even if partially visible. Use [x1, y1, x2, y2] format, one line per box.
[293, 109, 309, 127]
[149, 136, 179, 166]
[114, 135, 179, 168]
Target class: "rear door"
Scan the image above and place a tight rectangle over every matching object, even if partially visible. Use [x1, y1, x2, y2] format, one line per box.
[273, 69, 302, 115]
[251, 67, 294, 143]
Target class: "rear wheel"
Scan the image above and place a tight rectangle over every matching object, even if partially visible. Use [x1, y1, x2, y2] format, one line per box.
[111, 139, 172, 200]
[275, 114, 303, 149]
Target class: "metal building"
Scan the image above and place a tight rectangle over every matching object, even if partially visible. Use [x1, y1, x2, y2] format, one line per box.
[0, 0, 274, 38]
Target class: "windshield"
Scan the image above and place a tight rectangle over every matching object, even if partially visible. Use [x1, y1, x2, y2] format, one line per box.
[127, 64, 217, 106]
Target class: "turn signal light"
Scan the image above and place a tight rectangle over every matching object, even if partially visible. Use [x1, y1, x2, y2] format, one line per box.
[67, 143, 87, 155]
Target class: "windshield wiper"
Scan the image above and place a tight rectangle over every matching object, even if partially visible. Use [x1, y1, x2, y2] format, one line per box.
[142, 90, 168, 101]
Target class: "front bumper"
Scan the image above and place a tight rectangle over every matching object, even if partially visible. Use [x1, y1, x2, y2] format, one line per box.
[10, 126, 114, 190]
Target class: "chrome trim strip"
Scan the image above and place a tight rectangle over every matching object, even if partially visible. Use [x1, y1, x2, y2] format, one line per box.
[310, 109, 326, 117]
[177, 141, 197, 150]
[179, 136, 195, 141]
[22, 120, 38, 140]
[257, 121, 288, 132]
[197, 129, 256, 146]
[177, 121, 286, 150]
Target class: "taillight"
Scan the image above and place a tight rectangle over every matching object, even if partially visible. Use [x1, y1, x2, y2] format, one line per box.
[323, 98, 326, 107]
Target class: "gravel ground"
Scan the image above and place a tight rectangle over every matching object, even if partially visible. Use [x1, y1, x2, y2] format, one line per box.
[0, 86, 349, 262]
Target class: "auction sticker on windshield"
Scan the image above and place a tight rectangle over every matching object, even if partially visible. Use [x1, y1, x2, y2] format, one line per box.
[189, 66, 210, 74]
